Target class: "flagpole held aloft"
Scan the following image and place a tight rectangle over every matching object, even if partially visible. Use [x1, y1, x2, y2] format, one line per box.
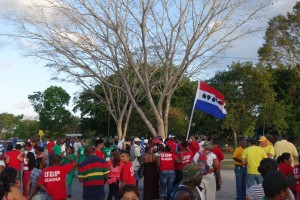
[186, 81, 201, 141]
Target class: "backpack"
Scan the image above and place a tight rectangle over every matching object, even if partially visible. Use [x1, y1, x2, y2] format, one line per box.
[169, 183, 197, 200]
[196, 149, 211, 174]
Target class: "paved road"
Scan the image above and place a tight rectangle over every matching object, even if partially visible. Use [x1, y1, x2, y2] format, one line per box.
[69, 169, 236, 200]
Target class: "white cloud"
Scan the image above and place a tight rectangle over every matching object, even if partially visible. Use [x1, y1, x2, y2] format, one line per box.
[0, 61, 11, 69]
[14, 101, 30, 110]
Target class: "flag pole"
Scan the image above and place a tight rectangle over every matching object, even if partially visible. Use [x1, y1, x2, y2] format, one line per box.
[186, 81, 201, 141]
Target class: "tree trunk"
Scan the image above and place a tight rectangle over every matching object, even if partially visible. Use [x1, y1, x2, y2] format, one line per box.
[233, 129, 238, 149]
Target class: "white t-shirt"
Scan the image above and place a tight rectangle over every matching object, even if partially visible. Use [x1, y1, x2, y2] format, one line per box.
[193, 151, 217, 167]
[198, 141, 205, 153]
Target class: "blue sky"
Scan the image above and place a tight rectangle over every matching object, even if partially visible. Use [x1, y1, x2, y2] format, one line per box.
[0, 0, 297, 119]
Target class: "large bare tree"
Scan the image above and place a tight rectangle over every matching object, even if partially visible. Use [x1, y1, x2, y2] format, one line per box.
[2, 0, 270, 138]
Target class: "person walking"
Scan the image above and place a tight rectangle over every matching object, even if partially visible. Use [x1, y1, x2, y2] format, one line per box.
[274, 134, 298, 166]
[241, 138, 267, 188]
[120, 150, 136, 186]
[232, 138, 248, 200]
[78, 145, 109, 200]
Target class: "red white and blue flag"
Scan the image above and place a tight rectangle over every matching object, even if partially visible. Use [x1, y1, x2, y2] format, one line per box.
[194, 81, 227, 119]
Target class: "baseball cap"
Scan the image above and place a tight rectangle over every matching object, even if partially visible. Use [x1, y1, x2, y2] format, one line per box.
[258, 136, 267, 142]
[168, 134, 175, 138]
[134, 137, 141, 142]
[182, 163, 206, 182]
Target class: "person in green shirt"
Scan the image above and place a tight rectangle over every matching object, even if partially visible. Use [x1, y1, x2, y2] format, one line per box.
[52, 140, 62, 155]
[102, 141, 114, 161]
[61, 146, 77, 198]
[77, 139, 87, 163]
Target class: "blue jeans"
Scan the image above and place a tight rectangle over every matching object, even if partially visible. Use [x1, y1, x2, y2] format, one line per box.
[247, 173, 263, 188]
[159, 170, 175, 199]
[234, 165, 247, 200]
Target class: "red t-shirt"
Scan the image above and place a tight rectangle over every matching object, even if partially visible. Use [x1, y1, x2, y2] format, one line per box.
[210, 146, 224, 167]
[175, 151, 192, 170]
[188, 141, 200, 157]
[279, 163, 295, 191]
[166, 140, 177, 153]
[47, 142, 55, 154]
[160, 152, 176, 171]
[108, 160, 124, 179]
[38, 163, 74, 200]
[294, 165, 300, 196]
[120, 162, 135, 185]
[6, 150, 23, 170]
[94, 150, 105, 159]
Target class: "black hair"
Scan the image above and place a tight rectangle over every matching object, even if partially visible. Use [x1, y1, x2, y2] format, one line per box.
[117, 184, 139, 200]
[6, 145, 13, 151]
[263, 171, 290, 198]
[0, 167, 17, 199]
[145, 146, 151, 153]
[121, 150, 130, 157]
[258, 158, 278, 177]
[35, 158, 43, 169]
[277, 153, 291, 164]
[95, 139, 104, 147]
[248, 138, 256, 145]
[165, 145, 171, 152]
[67, 146, 74, 153]
[27, 152, 36, 171]
[15, 144, 22, 150]
[105, 141, 110, 148]
[35, 146, 44, 152]
[181, 140, 188, 148]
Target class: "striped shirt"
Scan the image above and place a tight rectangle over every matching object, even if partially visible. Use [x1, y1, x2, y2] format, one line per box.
[78, 155, 109, 186]
[246, 183, 294, 200]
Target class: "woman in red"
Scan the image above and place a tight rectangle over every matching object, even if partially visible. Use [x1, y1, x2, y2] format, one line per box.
[277, 152, 296, 195]
[157, 145, 180, 200]
[19, 152, 35, 196]
[107, 150, 124, 200]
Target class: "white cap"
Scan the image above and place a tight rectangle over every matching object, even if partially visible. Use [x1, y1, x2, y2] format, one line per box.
[134, 137, 141, 142]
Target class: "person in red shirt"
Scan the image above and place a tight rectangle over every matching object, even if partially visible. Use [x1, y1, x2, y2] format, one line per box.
[277, 152, 295, 193]
[165, 134, 177, 153]
[46, 139, 55, 166]
[157, 145, 181, 199]
[120, 150, 135, 187]
[94, 139, 106, 159]
[107, 149, 124, 200]
[6, 144, 23, 182]
[210, 141, 224, 167]
[174, 141, 192, 186]
[38, 154, 78, 200]
[187, 135, 200, 157]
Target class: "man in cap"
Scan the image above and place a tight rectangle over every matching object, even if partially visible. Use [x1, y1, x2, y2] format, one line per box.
[166, 134, 177, 153]
[132, 137, 143, 186]
[194, 141, 221, 200]
[259, 136, 274, 158]
[172, 162, 206, 200]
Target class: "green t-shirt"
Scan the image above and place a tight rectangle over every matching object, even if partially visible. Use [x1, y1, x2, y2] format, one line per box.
[61, 154, 77, 175]
[52, 144, 61, 155]
[77, 145, 87, 163]
[102, 146, 114, 158]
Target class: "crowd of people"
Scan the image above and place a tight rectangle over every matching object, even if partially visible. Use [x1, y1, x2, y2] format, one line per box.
[0, 133, 298, 200]
[233, 134, 300, 200]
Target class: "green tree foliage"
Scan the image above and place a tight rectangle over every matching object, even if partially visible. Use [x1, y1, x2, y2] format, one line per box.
[258, 2, 300, 76]
[28, 86, 72, 137]
[14, 119, 39, 139]
[209, 62, 288, 147]
[0, 113, 23, 139]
